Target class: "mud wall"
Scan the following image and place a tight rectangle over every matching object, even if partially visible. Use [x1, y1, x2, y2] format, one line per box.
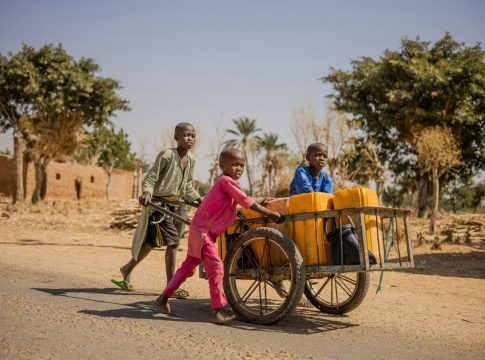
[0, 155, 136, 200]
[0, 155, 15, 196]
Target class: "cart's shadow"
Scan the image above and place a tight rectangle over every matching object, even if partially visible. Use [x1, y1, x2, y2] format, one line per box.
[233, 308, 358, 334]
[33, 287, 358, 334]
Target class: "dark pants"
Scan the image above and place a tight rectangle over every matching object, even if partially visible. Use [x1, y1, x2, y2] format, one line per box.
[146, 203, 180, 248]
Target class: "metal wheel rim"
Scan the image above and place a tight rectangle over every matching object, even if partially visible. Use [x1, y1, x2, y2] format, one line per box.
[306, 273, 359, 308]
[227, 236, 294, 317]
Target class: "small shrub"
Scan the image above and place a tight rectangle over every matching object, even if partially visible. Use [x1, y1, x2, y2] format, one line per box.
[415, 232, 425, 247]
[430, 235, 442, 250]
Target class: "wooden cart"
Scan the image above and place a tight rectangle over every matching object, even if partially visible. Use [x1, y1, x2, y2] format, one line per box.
[215, 206, 414, 325]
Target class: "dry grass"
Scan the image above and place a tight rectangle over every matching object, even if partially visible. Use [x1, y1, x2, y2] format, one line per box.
[1, 196, 483, 252]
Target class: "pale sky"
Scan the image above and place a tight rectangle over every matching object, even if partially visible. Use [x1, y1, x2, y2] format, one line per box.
[1, 0, 484, 183]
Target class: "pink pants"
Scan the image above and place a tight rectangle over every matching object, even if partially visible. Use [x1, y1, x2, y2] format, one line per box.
[162, 234, 227, 310]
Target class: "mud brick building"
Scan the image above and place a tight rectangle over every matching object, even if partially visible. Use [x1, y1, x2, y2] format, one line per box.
[0, 155, 140, 201]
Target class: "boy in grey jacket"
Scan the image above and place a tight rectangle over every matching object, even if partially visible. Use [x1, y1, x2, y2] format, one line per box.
[112, 122, 201, 298]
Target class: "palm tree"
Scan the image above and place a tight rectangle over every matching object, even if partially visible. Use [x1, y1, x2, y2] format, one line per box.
[257, 132, 288, 195]
[225, 117, 261, 195]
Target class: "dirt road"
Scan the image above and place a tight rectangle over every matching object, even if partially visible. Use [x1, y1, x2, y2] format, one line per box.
[1, 201, 484, 359]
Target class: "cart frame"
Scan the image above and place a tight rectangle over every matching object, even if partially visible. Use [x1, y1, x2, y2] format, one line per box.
[216, 206, 415, 324]
[232, 206, 414, 274]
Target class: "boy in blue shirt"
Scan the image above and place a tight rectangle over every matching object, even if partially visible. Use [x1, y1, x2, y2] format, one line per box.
[289, 143, 334, 196]
[275, 143, 333, 305]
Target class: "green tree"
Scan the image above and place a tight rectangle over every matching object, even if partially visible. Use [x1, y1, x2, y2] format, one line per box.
[257, 132, 288, 195]
[441, 179, 484, 213]
[470, 183, 485, 213]
[382, 185, 406, 208]
[78, 124, 136, 200]
[0, 46, 39, 203]
[27, 113, 84, 203]
[225, 117, 261, 195]
[442, 177, 466, 213]
[0, 43, 129, 204]
[323, 33, 485, 217]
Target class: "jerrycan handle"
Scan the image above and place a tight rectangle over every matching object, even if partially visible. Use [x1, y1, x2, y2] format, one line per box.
[324, 214, 355, 237]
[236, 210, 250, 232]
[236, 210, 246, 221]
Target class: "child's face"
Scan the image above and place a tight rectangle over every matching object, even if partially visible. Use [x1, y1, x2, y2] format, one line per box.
[174, 126, 196, 150]
[306, 147, 328, 170]
[220, 153, 246, 181]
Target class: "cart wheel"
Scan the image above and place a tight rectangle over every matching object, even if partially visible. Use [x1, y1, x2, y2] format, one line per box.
[223, 227, 305, 325]
[304, 272, 370, 314]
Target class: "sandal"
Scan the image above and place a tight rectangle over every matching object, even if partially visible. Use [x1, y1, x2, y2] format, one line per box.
[171, 288, 189, 299]
[297, 299, 313, 308]
[210, 310, 236, 325]
[111, 278, 135, 291]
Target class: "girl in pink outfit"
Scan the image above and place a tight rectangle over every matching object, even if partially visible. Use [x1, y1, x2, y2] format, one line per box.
[154, 148, 282, 324]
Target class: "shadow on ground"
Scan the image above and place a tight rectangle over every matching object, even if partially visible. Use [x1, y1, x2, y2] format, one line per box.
[33, 287, 160, 297]
[407, 251, 485, 279]
[0, 239, 130, 251]
[32, 287, 160, 311]
[32, 286, 358, 335]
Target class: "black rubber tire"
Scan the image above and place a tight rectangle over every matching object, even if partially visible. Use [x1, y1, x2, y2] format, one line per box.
[304, 272, 370, 314]
[223, 227, 306, 325]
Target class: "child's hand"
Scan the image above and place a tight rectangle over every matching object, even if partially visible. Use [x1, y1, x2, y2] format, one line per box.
[260, 197, 274, 206]
[268, 211, 283, 224]
[139, 191, 152, 206]
[186, 198, 202, 208]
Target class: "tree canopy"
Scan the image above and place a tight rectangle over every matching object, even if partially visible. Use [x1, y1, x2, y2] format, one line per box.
[0, 43, 130, 203]
[415, 126, 462, 232]
[0, 43, 129, 132]
[77, 124, 136, 199]
[257, 132, 288, 194]
[323, 33, 485, 184]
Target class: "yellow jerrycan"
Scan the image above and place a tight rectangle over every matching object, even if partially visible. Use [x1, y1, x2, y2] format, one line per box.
[288, 192, 334, 266]
[333, 187, 381, 263]
[217, 198, 289, 266]
[241, 198, 289, 267]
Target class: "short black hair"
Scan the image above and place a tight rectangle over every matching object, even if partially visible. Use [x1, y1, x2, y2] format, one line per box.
[219, 147, 244, 164]
[307, 143, 327, 155]
[174, 122, 194, 135]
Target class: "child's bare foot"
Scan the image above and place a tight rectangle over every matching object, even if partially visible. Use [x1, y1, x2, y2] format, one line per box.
[152, 295, 173, 315]
[210, 309, 236, 325]
[120, 265, 131, 283]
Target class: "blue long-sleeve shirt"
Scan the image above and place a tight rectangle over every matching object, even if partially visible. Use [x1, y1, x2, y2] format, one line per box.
[288, 165, 334, 196]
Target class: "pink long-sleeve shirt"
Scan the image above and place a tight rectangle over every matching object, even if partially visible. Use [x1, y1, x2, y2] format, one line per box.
[187, 175, 255, 258]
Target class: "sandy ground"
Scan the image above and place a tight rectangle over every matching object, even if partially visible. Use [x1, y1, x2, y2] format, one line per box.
[0, 200, 484, 360]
